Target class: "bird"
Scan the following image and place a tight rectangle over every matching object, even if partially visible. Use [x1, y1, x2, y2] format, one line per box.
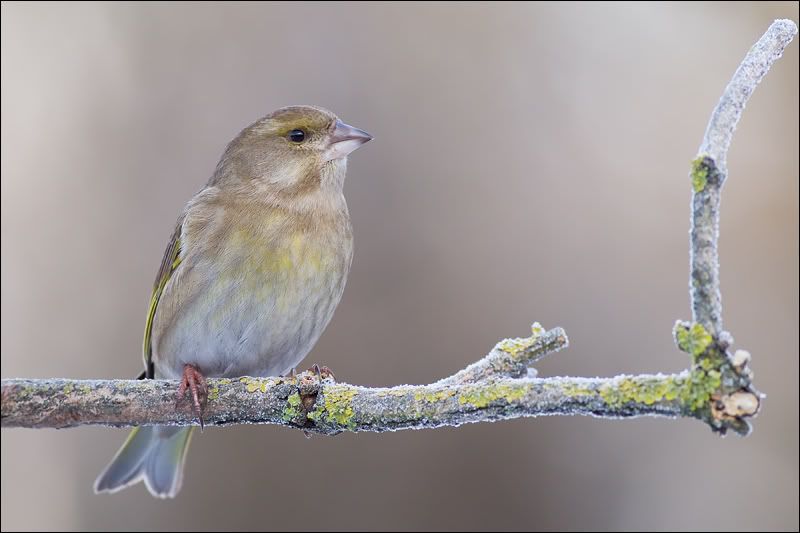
[94, 105, 372, 498]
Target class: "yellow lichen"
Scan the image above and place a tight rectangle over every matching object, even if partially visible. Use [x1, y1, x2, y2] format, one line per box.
[679, 369, 722, 411]
[308, 385, 358, 428]
[282, 392, 302, 422]
[674, 322, 713, 358]
[239, 377, 268, 393]
[498, 338, 530, 358]
[496, 324, 544, 360]
[414, 389, 455, 403]
[691, 156, 710, 193]
[595, 370, 721, 413]
[208, 386, 220, 401]
[598, 376, 688, 408]
[561, 383, 593, 397]
[457, 383, 527, 409]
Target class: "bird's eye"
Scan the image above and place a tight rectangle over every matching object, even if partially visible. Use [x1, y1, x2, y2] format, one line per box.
[288, 129, 306, 143]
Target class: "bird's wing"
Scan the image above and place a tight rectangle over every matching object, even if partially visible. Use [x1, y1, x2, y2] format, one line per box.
[142, 216, 185, 378]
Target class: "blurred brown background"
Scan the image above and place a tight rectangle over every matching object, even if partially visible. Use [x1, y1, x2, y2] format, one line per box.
[1, 2, 797, 531]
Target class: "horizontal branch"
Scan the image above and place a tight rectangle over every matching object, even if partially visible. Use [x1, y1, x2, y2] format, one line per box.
[1, 373, 691, 433]
[1, 326, 759, 436]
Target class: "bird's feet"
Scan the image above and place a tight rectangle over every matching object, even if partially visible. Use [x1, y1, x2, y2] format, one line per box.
[280, 368, 298, 379]
[300, 365, 335, 441]
[177, 364, 208, 429]
[308, 364, 336, 381]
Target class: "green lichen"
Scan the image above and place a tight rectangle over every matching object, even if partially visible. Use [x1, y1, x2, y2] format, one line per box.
[498, 338, 528, 357]
[207, 378, 232, 401]
[669, 321, 728, 411]
[497, 324, 544, 360]
[561, 383, 594, 397]
[80, 385, 91, 395]
[674, 322, 713, 358]
[208, 386, 220, 401]
[599, 376, 683, 408]
[699, 357, 715, 371]
[63, 383, 73, 395]
[691, 156, 709, 193]
[595, 367, 721, 413]
[457, 383, 527, 409]
[239, 377, 268, 393]
[679, 369, 721, 411]
[282, 392, 302, 422]
[414, 389, 455, 403]
[308, 385, 357, 428]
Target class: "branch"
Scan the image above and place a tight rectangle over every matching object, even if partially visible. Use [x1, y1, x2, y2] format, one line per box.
[0, 335, 744, 434]
[676, 19, 797, 435]
[690, 19, 797, 336]
[1, 20, 795, 438]
[0, 325, 758, 435]
[436, 323, 567, 385]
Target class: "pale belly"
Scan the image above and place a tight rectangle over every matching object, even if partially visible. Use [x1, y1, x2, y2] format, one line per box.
[151, 234, 350, 380]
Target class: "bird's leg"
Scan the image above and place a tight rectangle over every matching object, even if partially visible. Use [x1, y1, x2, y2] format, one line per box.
[177, 364, 208, 429]
[308, 364, 336, 381]
[299, 366, 335, 441]
[279, 368, 297, 379]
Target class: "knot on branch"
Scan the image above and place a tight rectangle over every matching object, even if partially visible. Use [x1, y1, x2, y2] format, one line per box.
[672, 321, 760, 435]
[275, 370, 336, 430]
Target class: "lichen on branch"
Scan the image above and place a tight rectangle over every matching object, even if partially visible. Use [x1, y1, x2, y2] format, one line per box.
[0, 324, 759, 436]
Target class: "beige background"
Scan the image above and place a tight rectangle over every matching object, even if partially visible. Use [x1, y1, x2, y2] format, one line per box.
[2, 2, 798, 531]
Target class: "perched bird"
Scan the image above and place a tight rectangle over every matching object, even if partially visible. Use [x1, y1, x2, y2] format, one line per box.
[94, 105, 372, 498]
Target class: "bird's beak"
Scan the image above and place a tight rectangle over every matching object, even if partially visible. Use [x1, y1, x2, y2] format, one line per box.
[324, 120, 373, 161]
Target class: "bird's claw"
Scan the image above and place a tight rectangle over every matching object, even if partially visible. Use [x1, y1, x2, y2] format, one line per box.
[177, 364, 208, 430]
[308, 364, 335, 381]
[280, 367, 298, 379]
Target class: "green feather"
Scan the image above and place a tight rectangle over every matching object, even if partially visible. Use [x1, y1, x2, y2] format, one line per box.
[143, 221, 184, 375]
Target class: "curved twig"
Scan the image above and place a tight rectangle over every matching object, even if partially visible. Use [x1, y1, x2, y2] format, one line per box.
[690, 19, 797, 336]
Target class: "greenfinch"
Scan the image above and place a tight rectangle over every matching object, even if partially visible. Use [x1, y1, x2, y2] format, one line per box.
[94, 105, 372, 498]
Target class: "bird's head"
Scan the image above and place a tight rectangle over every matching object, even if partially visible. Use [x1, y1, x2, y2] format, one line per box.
[214, 105, 372, 200]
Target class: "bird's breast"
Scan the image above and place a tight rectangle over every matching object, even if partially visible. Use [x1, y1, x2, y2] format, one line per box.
[153, 210, 353, 379]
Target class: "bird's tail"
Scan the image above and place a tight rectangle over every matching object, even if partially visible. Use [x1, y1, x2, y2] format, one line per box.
[94, 426, 194, 498]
